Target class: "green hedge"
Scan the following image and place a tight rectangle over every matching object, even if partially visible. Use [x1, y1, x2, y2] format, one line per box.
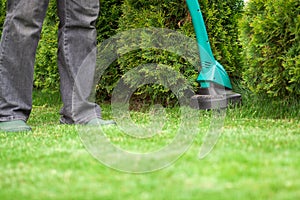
[1, 0, 299, 101]
[240, 0, 300, 98]
[198, 0, 244, 78]
[0, 0, 244, 103]
[0, 0, 6, 34]
[96, 0, 196, 103]
[97, 0, 123, 42]
[96, 0, 244, 103]
[34, 1, 59, 92]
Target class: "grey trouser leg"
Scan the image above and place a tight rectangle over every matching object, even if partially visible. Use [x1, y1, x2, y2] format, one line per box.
[0, 0, 50, 122]
[57, 0, 101, 124]
[0, 0, 101, 124]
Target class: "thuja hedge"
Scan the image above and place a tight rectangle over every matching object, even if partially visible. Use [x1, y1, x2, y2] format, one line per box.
[0, 0, 245, 102]
[240, 0, 300, 98]
[95, 0, 244, 103]
[0, 0, 5, 34]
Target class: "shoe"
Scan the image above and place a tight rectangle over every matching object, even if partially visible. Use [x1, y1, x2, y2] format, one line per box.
[0, 120, 32, 132]
[86, 118, 116, 126]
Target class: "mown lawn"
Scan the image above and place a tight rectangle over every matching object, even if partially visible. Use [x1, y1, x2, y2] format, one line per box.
[0, 91, 299, 200]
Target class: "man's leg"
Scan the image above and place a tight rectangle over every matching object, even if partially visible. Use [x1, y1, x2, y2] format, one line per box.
[57, 0, 103, 124]
[0, 0, 49, 124]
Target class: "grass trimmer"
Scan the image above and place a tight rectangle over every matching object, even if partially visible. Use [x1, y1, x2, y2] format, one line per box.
[186, 0, 242, 109]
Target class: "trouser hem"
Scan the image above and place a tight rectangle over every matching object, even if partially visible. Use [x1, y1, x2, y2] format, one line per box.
[0, 116, 28, 122]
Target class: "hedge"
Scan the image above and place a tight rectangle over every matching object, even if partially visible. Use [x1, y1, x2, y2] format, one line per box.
[96, 0, 244, 103]
[0, 0, 244, 103]
[0, 0, 5, 34]
[34, 1, 59, 92]
[240, 0, 300, 98]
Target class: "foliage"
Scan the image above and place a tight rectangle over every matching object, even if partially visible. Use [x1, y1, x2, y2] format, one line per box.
[240, 0, 300, 98]
[34, 1, 59, 92]
[96, 0, 124, 42]
[0, 0, 244, 103]
[96, 0, 197, 104]
[199, 0, 244, 78]
[0, 0, 5, 35]
[96, 0, 244, 103]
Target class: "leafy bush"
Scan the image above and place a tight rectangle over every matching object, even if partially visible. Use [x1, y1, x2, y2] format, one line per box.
[240, 0, 300, 98]
[199, 0, 244, 78]
[96, 0, 197, 103]
[34, 1, 59, 92]
[0, 0, 244, 103]
[0, 0, 6, 35]
[96, 0, 244, 103]
[97, 0, 123, 42]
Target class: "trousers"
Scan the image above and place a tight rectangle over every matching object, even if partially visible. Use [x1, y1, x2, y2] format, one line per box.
[0, 0, 102, 124]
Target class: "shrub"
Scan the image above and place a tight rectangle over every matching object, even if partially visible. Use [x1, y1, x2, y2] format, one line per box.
[97, 0, 123, 42]
[240, 0, 300, 98]
[199, 0, 244, 78]
[96, 0, 244, 103]
[0, 0, 244, 103]
[34, 1, 59, 92]
[0, 0, 5, 35]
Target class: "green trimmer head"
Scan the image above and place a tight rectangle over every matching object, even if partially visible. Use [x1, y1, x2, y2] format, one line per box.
[186, 0, 241, 109]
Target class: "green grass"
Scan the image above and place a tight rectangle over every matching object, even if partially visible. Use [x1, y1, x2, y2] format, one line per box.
[0, 91, 299, 200]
